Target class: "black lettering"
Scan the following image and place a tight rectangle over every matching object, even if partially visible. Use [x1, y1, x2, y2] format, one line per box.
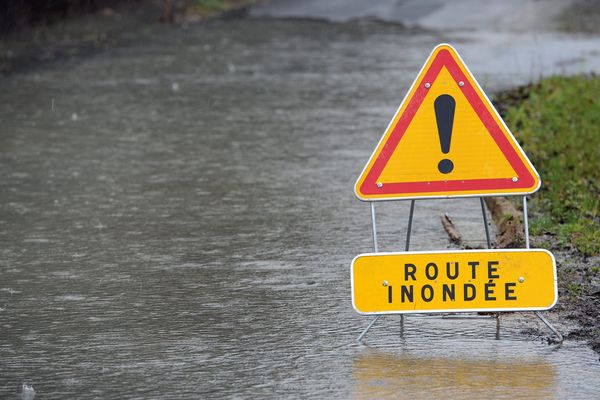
[484, 282, 496, 301]
[442, 284, 455, 301]
[425, 262, 438, 280]
[401, 285, 414, 303]
[505, 282, 517, 300]
[421, 285, 434, 302]
[404, 264, 416, 281]
[488, 261, 500, 279]
[468, 261, 479, 279]
[464, 283, 476, 301]
[446, 262, 459, 279]
[388, 286, 393, 303]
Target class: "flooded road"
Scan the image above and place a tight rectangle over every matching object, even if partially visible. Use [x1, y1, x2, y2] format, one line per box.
[1, 5, 600, 399]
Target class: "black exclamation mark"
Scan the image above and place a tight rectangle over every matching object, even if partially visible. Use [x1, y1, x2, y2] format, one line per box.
[434, 94, 456, 174]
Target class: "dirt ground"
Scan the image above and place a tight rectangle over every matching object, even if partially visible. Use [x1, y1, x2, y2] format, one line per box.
[0, 1, 163, 74]
[0, 0, 259, 75]
[550, 246, 600, 353]
[559, 0, 600, 32]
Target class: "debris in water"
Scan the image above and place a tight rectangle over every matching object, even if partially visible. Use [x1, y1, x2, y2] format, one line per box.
[71, 113, 78, 121]
[440, 213, 483, 249]
[21, 384, 35, 400]
[441, 213, 462, 245]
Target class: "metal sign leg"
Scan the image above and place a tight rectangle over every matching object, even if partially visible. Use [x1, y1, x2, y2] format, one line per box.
[480, 198, 500, 323]
[400, 312, 404, 337]
[523, 196, 562, 342]
[370, 202, 378, 253]
[480, 197, 491, 249]
[357, 315, 380, 342]
[401, 200, 415, 325]
[358, 200, 416, 341]
[358, 202, 381, 342]
[523, 196, 530, 249]
[495, 313, 501, 340]
[405, 200, 415, 251]
[534, 311, 564, 343]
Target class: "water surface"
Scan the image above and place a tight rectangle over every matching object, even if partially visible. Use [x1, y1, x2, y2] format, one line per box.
[1, 16, 600, 399]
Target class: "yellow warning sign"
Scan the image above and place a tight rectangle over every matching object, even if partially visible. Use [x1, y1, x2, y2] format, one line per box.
[355, 44, 541, 200]
[351, 249, 557, 314]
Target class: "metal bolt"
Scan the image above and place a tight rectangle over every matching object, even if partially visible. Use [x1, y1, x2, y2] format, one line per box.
[458, 81, 465, 87]
[382, 281, 388, 287]
[376, 182, 383, 188]
[519, 277, 525, 283]
[512, 177, 519, 182]
[424, 82, 431, 89]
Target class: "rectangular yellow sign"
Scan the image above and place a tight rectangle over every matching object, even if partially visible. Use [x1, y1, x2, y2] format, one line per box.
[351, 249, 556, 314]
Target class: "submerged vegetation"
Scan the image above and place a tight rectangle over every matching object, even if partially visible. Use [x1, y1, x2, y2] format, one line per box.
[499, 75, 600, 256]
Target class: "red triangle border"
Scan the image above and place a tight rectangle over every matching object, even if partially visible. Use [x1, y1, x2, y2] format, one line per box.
[359, 49, 536, 197]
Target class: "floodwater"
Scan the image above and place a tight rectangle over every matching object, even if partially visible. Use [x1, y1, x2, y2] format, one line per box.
[1, 8, 600, 400]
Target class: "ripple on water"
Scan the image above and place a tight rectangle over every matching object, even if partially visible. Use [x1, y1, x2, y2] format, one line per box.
[0, 14, 600, 400]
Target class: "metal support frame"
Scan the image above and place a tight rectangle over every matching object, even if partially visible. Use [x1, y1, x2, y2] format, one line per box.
[534, 311, 564, 343]
[522, 196, 563, 343]
[523, 195, 530, 249]
[480, 197, 491, 249]
[359, 202, 380, 342]
[405, 200, 415, 251]
[357, 196, 563, 344]
[442, 314, 498, 319]
[358, 200, 414, 341]
[480, 197, 500, 323]
[496, 313, 501, 340]
[370, 202, 378, 253]
[357, 315, 380, 342]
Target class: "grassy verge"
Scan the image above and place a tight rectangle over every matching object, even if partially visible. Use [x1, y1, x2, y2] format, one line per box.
[186, 0, 262, 17]
[496, 75, 600, 256]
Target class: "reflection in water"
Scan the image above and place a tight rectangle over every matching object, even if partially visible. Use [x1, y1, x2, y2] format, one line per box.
[353, 350, 557, 400]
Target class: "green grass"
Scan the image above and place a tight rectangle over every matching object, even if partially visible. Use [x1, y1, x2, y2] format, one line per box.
[566, 282, 583, 295]
[501, 75, 600, 255]
[195, 0, 229, 12]
[193, 0, 258, 13]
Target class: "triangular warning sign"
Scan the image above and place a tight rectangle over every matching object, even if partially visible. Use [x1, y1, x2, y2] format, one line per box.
[355, 44, 540, 201]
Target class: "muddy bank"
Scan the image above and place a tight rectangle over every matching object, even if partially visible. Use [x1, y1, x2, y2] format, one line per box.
[492, 86, 600, 354]
[559, 0, 600, 33]
[0, 0, 116, 34]
[0, 1, 163, 75]
[443, 194, 600, 353]
[0, 0, 259, 75]
[551, 247, 600, 353]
